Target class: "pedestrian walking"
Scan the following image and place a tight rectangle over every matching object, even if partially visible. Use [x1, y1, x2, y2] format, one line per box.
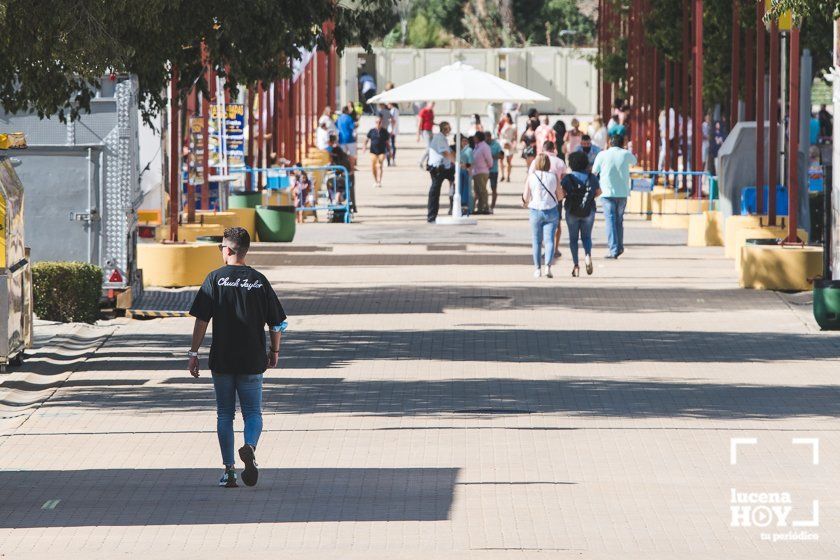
[387, 102, 400, 166]
[553, 118, 567, 156]
[319, 106, 336, 134]
[522, 153, 562, 278]
[535, 116, 556, 154]
[527, 140, 567, 260]
[563, 118, 583, 157]
[456, 134, 474, 216]
[562, 152, 601, 277]
[487, 102, 500, 137]
[503, 101, 520, 132]
[336, 106, 357, 169]
[487, 131, 503, 213]
[471, 131, 493, 214]
[188, 227, 287, 488]
[520, 119, 539, 169]
[588, 116, 608, 150]
[358, 68, 377, 114]
[499, 114, 517, 182]
[362, 116, 389, 188]
[426, 121, 453, 222]
[417, 101, 435, 168]
[468, 114, 484, 138]
[575, 134, 601, 169]
[592, 134, 637, 259]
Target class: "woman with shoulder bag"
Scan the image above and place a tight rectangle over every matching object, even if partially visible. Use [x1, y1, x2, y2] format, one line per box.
[522, 153, 563, 278]
[561, 151, 602, 277]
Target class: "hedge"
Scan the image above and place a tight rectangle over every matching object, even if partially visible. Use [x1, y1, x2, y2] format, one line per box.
[32, 262, 102, 324]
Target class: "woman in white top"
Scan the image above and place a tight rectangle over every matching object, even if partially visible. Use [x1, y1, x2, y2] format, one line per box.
[588, 116, 608, 150]
[318, 106, 337, 134]
[522, 153, 563, 278]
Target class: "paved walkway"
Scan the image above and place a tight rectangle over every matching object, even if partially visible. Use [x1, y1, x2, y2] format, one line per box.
[1, 132, 839, 559]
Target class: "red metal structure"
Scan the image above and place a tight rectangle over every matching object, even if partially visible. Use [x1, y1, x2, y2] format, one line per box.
[755, 0, 766, 214]
[166, 45, 337, 241]
[787, 26, 801, 243]
[768, 18, 780, 226]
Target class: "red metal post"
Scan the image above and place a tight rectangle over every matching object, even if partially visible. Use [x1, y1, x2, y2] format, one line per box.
[755, 0, 766, 214]
[768, 18, 780, 226]
[692, 0, 703, 198]
[744, 26, 755, 121]
[681, 2, 690, 187]
[652, 48, 660, 175]
[787, 26, 801, 242]
[730, 0, 740, 125]
[169, 66, 180, 242]
[664, 61, 671, 174]
[185, 87, 198, 224]
[201, 87, 210, 211]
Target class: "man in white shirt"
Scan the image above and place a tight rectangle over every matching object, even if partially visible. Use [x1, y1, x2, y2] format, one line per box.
[426, 121, 453, 223]
[527, 140, 567, 257]
[315, 121, 330, 151]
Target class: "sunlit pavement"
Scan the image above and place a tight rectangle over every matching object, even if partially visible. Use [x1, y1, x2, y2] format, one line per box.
[1, 132, 839, 559]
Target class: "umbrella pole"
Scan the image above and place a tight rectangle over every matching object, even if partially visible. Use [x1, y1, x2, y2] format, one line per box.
[453, 101, 463, 218]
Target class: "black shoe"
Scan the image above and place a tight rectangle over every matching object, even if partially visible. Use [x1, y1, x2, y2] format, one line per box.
[617, 249, 625, 257]
[219, 468, 238, 488]
[605, 254, 619, 259]
[238, 445, 259, 487]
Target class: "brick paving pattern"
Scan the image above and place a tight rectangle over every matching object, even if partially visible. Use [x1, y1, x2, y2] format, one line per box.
[1, 130, 839, 559]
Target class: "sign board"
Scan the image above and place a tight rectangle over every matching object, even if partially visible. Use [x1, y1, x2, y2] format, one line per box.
[209, 103, 246, 169]
[188, 117, 205, 185]
[765, 0, 792, 31]
[631, 178, 654, 192]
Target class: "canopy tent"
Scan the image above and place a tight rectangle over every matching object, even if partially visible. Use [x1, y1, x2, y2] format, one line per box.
[369, 62, 550, 223]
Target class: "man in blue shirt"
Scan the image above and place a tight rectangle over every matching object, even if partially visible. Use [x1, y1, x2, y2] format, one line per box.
[592, 134, 637, 259]
[336, 106, 357, 170]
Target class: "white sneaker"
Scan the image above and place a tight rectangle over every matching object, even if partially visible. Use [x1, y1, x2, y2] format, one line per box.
[545, 265, 553, 278]
[533, 268, 541, 278]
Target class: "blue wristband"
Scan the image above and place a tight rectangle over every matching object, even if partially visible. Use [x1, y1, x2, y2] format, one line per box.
[270, 321, 287, 333]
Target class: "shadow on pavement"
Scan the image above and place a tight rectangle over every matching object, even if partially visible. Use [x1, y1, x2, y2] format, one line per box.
[0, 467, 459, 527]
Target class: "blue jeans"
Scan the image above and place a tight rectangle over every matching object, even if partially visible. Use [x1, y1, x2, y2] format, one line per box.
[601, 197, 627, 257]
[212, 373, 264, 466]
[458, 168, 472, 215]
[529, 207, 560, 268]
[566, 211, 596, 266]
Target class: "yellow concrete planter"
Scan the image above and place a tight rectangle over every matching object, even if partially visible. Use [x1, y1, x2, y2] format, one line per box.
[724, 215, 768, 258]
[733, 227, 808, 269]
[627, 190, 652, 219]
[739, 245, 823, 291]
[138, 243, 220, 287]
[180, 209, 257, 239]
[660, 197, 711, 215]
[138, 209, 161, 224]
[651, 214, 691, 229]
[156, 223, 225, 242]
[687, 211, 724, 246]
[651, 188, 679, 216]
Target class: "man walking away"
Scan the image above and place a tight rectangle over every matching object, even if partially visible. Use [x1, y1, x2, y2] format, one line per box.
[426, 121, 453, 223]
[417, 102, 435, 168]
[336, 106, 357, 171]
[363, 116, 390, 188]
[487, 131, 503, 213]
[188, 227, 287, 488]
[592, 135, 637, 259]
[471, 131, 493, 214]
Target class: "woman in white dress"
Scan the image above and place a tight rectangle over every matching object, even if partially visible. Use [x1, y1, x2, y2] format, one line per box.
[499, 113, 517, 182]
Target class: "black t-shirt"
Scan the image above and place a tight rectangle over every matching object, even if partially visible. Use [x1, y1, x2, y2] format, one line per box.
[189, 265, 287, 375]
[367, 127, 389, 155]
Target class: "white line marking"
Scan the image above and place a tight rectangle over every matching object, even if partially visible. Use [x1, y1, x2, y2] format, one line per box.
[792, 437, 820, 465]
[730, 437, 758, 465]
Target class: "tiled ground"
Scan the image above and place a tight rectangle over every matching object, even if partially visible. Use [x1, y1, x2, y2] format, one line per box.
[1, 132, 839, 559]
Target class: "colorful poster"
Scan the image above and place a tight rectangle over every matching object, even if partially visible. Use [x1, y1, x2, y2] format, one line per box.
[188, 117, 205, 185]
[209, 103, 246, 169]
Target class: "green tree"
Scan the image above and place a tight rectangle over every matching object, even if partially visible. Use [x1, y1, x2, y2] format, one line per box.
[0, 0, 396, 123]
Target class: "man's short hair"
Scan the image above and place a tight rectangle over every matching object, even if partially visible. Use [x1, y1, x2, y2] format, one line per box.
[610, 134, 625, 147]
[568, 151, 589, 173]
[543, 140, 555, 153]
[581, 134, 591, 142]
[474, 131, 485, 142]
[439, 121, 450, 131]
[223, 227, 250, 256]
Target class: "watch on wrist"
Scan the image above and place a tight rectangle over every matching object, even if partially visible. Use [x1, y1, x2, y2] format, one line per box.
[187, 350, 199, 358]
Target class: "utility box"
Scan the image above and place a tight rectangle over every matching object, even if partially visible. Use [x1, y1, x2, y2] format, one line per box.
[0, 77, 142, 302]
[0, 156, 33, 371]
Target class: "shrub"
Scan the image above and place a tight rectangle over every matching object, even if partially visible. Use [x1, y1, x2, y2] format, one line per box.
[32, 262, 102, 324]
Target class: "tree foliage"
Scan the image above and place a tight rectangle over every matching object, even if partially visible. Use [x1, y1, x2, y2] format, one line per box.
[0, 0, 396, 123]
[396, 0, 596, 48]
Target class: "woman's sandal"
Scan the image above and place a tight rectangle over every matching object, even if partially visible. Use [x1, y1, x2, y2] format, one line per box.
[571, 266, 579, 277]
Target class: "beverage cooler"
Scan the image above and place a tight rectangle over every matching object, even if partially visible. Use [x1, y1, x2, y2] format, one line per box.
[0, 156, 32, 371]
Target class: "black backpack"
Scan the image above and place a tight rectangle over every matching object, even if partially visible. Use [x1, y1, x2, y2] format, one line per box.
[563, 174, 597, 218]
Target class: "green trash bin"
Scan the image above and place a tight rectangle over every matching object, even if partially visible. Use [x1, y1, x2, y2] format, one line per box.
[229, 190, 262, 209]
[195, 235, 223, 244]
[814, 279, 840, 330]
[255, 205, 296, 242]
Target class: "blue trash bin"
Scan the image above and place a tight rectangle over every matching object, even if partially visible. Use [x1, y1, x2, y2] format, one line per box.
[740, 185, 788, 216]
